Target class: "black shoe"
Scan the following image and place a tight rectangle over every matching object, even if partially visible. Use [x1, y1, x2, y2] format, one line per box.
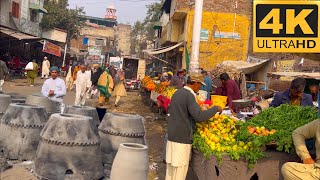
[115, 104, 118, 107]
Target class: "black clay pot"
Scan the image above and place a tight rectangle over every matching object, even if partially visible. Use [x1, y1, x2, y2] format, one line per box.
[0, 94, 11, 114]
[64, 105, 100, 127]
[98, 112, 146, 165]
[0, 103, 48, 160]
[35, 113, 104, 180]
[26, 94, 59, 113]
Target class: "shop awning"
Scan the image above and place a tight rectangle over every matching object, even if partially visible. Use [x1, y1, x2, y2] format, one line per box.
[29, 3, 48, 14]
[143, 42, 183, 55]
[0, 27, 39, 40]
[267, 72, 320, 80]
[220, 58, 271, 74]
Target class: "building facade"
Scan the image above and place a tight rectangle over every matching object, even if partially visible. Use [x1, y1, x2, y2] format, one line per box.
[115, 24, 131, 56]
[154, 0, 251, 71]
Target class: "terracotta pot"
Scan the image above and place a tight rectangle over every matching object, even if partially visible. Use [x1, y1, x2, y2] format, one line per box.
[110, 143, 149, 180]
[35, 113, 104, 180]
[26, 94, 59, 113]
[0, 94, 11, 114]
[98, 112, 146, 165]
[64, 105, 100, 127]
[0, 103, 48, 160]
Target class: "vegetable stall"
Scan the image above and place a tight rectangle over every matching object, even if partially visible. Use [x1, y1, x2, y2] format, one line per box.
[191, 105, 318, 180]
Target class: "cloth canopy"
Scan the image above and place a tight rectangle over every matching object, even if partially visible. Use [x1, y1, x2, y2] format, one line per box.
[267, 72, 320, 80]
[220, 57, 270, 74]
[0, 27, 39, 40]
[143, 42, 183, 55]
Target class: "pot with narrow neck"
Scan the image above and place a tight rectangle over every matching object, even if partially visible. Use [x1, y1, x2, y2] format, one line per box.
[110, 143, 149, 180]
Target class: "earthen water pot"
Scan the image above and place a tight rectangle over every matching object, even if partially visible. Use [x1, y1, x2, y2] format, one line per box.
[0, 103, 48, 160]
[35, 113, 104, 180]
[26, 94, 58, 114]
[110, 143, 149, 180]
[64, 105, 100, 127]
[0, 94, 11, 114]
[98, 112, 146, 165]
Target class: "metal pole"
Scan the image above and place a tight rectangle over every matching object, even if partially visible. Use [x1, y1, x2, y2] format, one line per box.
[189, 0, 203, 73]
[62, 44, 67, 67]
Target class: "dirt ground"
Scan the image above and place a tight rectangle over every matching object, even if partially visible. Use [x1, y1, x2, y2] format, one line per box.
[0, 77, 167, 180]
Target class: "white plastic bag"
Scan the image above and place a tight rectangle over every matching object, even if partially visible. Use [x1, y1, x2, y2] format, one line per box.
[197, 90, 207, 102]
[25, 62, 33, 70]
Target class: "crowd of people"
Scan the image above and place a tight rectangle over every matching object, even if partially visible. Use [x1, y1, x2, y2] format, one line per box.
[39, 60, 130, 109]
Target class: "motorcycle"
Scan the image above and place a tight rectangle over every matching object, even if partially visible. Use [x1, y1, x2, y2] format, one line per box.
[125, 79, 141, 91]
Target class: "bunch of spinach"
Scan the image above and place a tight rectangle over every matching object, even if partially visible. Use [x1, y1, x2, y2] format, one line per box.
[237, 104, 318, 153]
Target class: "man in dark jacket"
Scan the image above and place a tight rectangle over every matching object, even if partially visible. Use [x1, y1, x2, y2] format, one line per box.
[166, 73, 222, 180]
[270, 77, 313, 107]
[216, 73, 241, 110]
[169, 69, 185, 89]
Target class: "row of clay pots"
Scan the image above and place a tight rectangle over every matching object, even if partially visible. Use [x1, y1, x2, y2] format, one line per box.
[0, 95, 149, 179]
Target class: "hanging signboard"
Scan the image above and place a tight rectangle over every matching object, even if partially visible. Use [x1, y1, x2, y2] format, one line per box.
[214, 32, 241, 39]
[200, 29, 209, 41]
[110, 56, 122, 69]
[42, 40, 61, 57]
[88, 45, 102, 55]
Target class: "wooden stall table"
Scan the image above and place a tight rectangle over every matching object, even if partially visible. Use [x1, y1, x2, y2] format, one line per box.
[191, 149, 300, 180]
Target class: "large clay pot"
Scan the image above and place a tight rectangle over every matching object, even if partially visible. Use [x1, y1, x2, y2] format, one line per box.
[26, 94, 59, 113]
[0, 103, 48, 160]
[99, 112, 146, 165]
[35, 113, 104, 180]
[110, 143, 149, 180]
[0, 94, 11, 114]
[64, 105, 100, 127]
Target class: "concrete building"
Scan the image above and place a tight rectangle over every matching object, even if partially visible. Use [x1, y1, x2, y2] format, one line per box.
[151, 0, 251, 71]
[70, 4, 133, 64]
[115, 24, 131, 56]
[70, 4, 118, 63]
[0, 0, 47, 37]
[0, 0, 48, 60]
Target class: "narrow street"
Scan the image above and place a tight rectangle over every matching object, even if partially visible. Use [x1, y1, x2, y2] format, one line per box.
[1, 77, 167, 180]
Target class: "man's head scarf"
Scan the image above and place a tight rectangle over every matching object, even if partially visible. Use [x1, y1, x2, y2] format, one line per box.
[50, 66, 59, 72]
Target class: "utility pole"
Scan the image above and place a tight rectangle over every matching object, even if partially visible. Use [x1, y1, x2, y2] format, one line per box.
[189, 0, 203, 73]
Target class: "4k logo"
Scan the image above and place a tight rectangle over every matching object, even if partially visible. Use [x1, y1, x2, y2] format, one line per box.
[253, 1, 320, 53]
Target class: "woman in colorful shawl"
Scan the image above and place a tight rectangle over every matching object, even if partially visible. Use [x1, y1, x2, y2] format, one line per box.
[97, 69, 114, 106]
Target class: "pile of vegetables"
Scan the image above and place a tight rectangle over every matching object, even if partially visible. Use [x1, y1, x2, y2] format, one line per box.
[193, 104, 318, 168]
[141, 76, 156, 91]
[154, 84, 167, 94]
[237, 104, 318, 153]
[163, 87, 177, 99]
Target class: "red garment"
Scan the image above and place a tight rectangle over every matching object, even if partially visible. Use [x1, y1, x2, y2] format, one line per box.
[12, 57, 20, 69]
[216, 79, 241, 109]
[157, 95, 171, 111]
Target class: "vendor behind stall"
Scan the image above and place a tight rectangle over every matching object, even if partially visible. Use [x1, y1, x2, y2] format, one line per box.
[166, 73, 222, 180]
[309, 84, 319, 102]
[281, 119, 320, 179]
[169, 69, 185, 89]
[270, 78, 313, 107]
[215, 73, 241, 110]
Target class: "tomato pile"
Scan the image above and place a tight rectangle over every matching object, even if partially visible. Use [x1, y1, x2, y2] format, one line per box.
[193, 104, 318, 168]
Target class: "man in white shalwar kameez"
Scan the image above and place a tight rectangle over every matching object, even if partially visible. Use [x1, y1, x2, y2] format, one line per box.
[41, 57, 50, 79]
[41, 66, 66, 112]
[75, 64, 91, 106]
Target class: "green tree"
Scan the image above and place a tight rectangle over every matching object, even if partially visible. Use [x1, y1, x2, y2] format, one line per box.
[41, 0, 85, 43]
[130, 0, 164, 56]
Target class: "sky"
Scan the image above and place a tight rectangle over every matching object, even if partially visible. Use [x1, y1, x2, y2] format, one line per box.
[68, 0, 161, 25]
